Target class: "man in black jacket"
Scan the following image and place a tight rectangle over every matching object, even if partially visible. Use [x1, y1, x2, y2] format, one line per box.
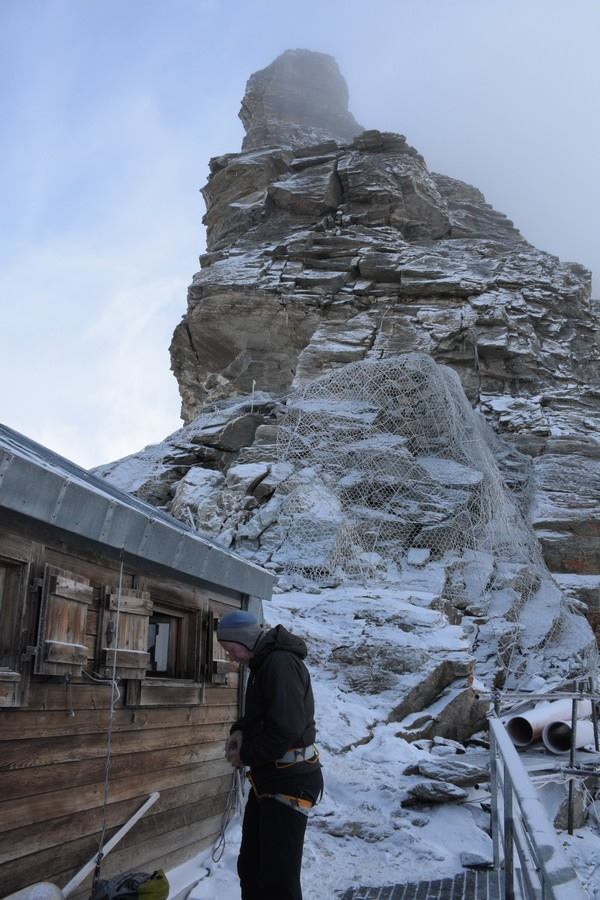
[217, 610, 323, 900]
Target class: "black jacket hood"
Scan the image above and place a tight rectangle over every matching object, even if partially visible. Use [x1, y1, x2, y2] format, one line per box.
[250, 624, 307, 669]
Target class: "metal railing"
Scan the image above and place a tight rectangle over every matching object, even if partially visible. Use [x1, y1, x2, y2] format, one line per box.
[489, 717, 588, 899]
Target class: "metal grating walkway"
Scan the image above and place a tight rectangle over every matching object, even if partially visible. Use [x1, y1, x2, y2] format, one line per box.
[339, 869, 502, 899]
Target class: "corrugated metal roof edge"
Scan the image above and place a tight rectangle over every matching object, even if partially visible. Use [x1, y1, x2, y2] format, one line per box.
[0, 424, 274, 599]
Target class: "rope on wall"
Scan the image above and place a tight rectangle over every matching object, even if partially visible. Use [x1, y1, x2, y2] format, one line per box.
[91, 549, 125, 893]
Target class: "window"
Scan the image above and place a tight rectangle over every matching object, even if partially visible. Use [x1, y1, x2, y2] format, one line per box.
[0, 558, 28, 706]
[96, 581, 237, 706]
[123, 598, 205, 707]
[148, 614, 173, 676]
[146, 605, 197, 680]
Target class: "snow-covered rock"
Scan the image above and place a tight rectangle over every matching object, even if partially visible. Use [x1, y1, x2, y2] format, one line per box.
[97, 46, 598, 705]
[97, 48, 600, 898]
[165, 54, 600, 617]
[404, 780, 469, 805]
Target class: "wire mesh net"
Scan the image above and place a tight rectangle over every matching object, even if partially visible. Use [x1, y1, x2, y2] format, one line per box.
[275, 353, 596, 688]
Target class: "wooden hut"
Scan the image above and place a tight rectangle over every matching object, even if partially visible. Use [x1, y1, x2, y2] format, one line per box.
[0, 424, 273, 896]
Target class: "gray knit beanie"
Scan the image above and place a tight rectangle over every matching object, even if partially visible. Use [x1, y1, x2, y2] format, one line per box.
[217, 610, 263, 650]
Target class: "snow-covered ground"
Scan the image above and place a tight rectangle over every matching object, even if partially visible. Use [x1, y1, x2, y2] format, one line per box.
[164, 577, 600, 899]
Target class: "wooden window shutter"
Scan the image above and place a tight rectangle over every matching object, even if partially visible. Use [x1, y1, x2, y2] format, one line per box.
[208, 612, 229, 685]
[35, 566, 94, 676]
[201, 609, 215, 683]
[97, 587, 152, 679]
[192, 609, 203, 684]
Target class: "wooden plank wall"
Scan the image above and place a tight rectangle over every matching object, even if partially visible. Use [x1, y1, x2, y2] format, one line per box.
[0, 535, 243, 895]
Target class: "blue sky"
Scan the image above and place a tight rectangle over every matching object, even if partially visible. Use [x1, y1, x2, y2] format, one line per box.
[1, 0, 599, 467]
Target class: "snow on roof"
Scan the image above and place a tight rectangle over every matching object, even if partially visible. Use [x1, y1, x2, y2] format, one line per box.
[0, 424, 273, 598]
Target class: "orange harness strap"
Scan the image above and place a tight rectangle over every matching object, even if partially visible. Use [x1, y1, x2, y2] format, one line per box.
[247, 773, 314, 814]
[274, 793, 314, 810]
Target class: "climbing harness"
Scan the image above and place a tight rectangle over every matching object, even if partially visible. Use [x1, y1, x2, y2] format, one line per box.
[270, 793, 314, 815]
[247, 771, 316, 816]
[276, 744, 320, 767]
[246, 744, 321, 818]
[210, 746, 320, 857]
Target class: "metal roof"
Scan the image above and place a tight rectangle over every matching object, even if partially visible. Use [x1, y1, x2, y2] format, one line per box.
[0, 424, 274, 599]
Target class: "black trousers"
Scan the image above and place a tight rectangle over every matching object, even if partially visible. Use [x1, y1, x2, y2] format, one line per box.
[238, 790, 308, 900]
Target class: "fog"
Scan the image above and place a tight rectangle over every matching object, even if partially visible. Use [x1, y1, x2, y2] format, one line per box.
[1, 0, 598, 466]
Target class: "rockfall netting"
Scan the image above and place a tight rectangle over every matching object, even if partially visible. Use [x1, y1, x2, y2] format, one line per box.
[275, 353, 595, 688]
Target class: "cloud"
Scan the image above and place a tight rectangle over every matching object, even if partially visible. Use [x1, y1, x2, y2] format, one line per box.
[0, 234, 186, 468]
[0, 81, 206, 468]
[1, 0, 598, 471]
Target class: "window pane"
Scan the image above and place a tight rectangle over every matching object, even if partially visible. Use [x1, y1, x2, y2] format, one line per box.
[148, 615, 173, 674]
[154, 622, 170, 671]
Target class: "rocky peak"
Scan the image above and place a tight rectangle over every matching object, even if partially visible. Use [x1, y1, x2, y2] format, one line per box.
[100, 50, 600, 710]
[239, 48, 364, 150]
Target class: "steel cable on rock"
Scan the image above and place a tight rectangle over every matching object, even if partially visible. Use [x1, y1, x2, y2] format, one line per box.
[274, 353, 594, 691]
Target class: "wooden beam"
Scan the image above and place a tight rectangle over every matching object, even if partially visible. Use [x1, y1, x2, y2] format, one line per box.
[52, 574, 94, 605]
[45, 641, 88, 666]
[0, 723, 230, 771]
[0, 774, 233, 864]
[0, 739, 229, 808]
[0, 702, 237, 740]
[0, 757, 233, 833]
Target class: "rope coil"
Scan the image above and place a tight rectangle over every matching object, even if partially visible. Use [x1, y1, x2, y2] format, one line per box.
[211, 767, 245, 863]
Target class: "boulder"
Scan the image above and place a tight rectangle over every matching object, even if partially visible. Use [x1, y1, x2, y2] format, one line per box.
[170, 468, 225, 534]
[415, 758, 489, 787]
[538, 779, 589, 831]
[225, 462, 269, 492]
[403, 780, 468, 806]
[395, 683, 488, 745]
[460, 850, 493, 869]
[389, 655, 474, 723]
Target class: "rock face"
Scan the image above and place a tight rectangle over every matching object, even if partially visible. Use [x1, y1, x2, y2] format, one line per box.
[168, 50, 600, 592]
[98, 49, 600, 726]
[240, 49, 364, 151]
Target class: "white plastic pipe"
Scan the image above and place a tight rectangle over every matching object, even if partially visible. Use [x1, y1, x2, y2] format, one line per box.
[542, 718, 598, 755]
[506, 699, 592, 747]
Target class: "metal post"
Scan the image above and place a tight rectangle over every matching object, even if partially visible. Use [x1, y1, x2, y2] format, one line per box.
[590, 677, 600, 753]
[493, 688, 501, 716]
[568, 698, 578, 835]
[504, 761, 515, 900]
[490, 727, 500, 873]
